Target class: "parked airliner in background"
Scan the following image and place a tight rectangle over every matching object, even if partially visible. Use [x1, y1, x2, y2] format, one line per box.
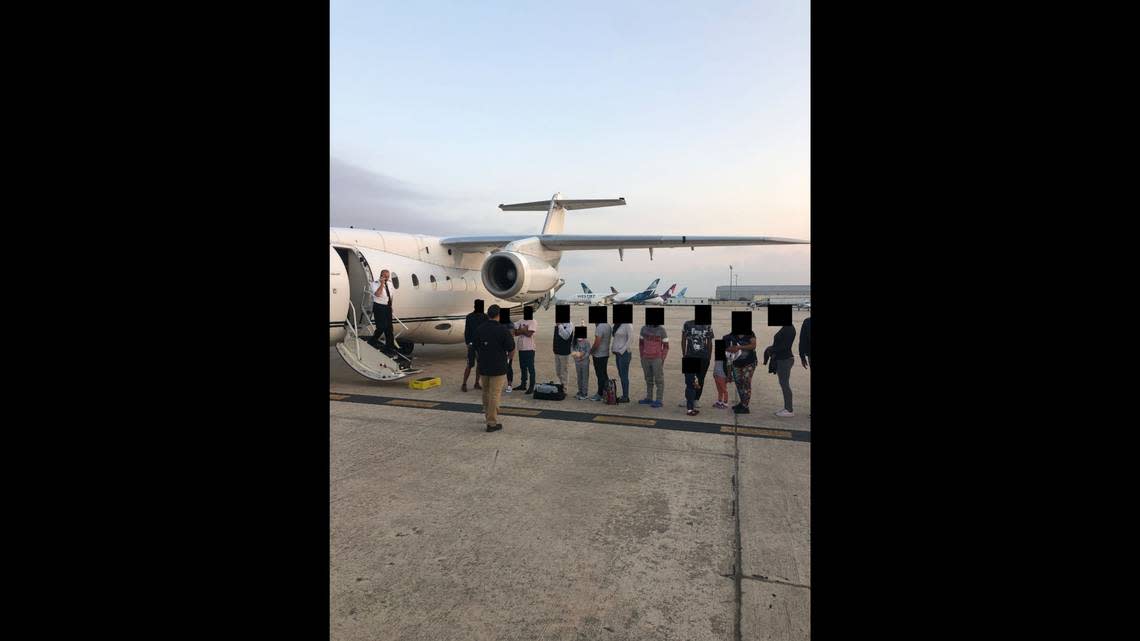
[642, 283, 678, 305]
[554, 282, 617, 306]
[609, 279, 662, 304]
[330, 193, 809, 381]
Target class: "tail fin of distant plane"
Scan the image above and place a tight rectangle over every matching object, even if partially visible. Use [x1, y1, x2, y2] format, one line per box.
[678, 287, 687, 298]
[661, 284, 677, 299]
[581, 283, 593, 294]
[643, 278, 660, 293]
[499, 193, 627, 235]
[610, 286, 619, 294]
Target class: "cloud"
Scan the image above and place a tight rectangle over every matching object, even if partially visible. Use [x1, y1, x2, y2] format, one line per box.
[330, 158, 481, 236]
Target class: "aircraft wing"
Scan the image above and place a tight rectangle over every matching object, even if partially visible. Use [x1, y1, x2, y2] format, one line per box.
[536, 235, 808, 249]
[440, 234, 808, 252]
[437, 235, 531, 251]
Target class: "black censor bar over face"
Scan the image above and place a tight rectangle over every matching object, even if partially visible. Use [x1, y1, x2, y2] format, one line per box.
[694, 304, 712, 326]
[613, 304, 633, 325]
[645, 307, 664, 326]
[767, 304, 792, 326]
[588, 305, 607, 324]
[555, 304, 570, 323]
[732, 311, 752, 335]
[682, 356, 701, 374]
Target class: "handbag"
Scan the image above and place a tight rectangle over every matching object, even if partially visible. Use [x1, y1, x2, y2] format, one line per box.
[533, 382, 565, 401]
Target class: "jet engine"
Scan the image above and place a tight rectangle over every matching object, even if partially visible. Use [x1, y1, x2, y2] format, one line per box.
[481, 251, 560, 302]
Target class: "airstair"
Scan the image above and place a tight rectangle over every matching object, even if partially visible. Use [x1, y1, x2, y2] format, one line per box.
[335, 301, 422, 381]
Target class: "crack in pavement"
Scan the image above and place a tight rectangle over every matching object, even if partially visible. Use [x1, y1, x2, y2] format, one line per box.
[742, 574, 811, 590]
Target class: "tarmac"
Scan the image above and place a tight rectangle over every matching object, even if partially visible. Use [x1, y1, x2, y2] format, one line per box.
[331, 305, 810, 640]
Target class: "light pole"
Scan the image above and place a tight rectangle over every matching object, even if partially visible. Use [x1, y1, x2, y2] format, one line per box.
[729, 265, 733, 301]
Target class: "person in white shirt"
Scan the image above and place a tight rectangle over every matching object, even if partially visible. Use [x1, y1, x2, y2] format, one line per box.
[610, 320, 634, 403]
[513, 308, 538, 394]
[368, 269, 397, 358]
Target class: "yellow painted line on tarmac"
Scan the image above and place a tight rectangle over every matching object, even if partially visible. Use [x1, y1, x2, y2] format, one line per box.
[497, 407, 542, 416]
[330, 393, 349, 401]
[594, 415, 657, 427]
[720, 425, 793, 439]
[387, 399, 441, 409]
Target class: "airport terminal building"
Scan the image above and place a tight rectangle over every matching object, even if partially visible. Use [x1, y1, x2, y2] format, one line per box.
[714, 284, 811, 301]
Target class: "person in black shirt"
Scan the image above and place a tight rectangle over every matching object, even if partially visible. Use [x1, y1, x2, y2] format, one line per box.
[799, 316, 811, 369]
[771, 322, 798, 417]
[461, 301, 488, 393]
[678, 319, 713, 408]
[552, 320, 575, 389]
[726, 329, 758, 414]
[475, 305, 515, 432]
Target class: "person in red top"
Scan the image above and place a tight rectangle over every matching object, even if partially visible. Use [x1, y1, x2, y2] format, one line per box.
[637, 323, 669, 408]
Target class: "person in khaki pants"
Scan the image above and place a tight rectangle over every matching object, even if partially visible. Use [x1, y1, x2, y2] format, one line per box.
[475, 304, 516, 432]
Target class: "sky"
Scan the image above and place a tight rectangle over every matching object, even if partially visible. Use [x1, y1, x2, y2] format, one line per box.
[331, 0, 810, 297]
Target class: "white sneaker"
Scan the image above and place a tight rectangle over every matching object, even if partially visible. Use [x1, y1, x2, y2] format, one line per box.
[504, 386, 513, 393]
[775, 409, 794, 417]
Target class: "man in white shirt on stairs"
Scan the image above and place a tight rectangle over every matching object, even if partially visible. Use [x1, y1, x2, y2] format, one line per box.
[368, 269, 399, 363]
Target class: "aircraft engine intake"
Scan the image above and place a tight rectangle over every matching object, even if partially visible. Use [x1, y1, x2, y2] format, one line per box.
[481, 251, 559, 301]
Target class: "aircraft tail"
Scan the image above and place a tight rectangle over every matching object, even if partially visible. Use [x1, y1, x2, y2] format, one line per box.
[644, 278, 660, 293]
[499, 193, 627, 235]
[610, 286, 619, 294]
[661, 283, 677, 299]
[678, 287, 687, 298]
[581, 282, 593, 294]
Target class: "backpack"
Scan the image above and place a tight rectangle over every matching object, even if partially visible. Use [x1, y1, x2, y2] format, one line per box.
[686, 325, 711, 358]
[533, 382, 566, 401]
[604, 379, 618, 404]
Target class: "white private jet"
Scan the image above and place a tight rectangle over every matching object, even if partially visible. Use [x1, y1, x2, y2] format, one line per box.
[330, 193, 808, 381]
[554, 282, 617, 306]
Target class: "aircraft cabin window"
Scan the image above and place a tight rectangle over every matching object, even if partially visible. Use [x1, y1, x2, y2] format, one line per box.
[391, 274, 400, 289]
[430, 275, 436, 283]
[412, 274, 419, 287]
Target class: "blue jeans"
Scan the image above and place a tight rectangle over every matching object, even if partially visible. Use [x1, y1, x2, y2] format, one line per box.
[518, 350, 536, 390]
[613, 351, 632, 398]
